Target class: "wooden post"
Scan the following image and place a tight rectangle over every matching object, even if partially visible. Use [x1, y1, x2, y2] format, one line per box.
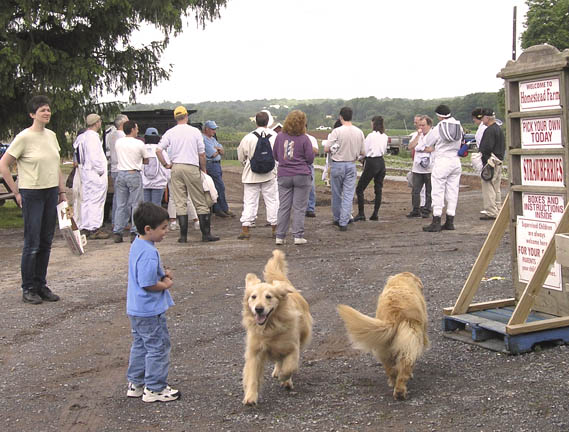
[451, 195, 510, 315]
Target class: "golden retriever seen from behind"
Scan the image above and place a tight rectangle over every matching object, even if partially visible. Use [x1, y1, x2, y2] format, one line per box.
[242, 250, 312, 405]
[337, 272, 429, 400]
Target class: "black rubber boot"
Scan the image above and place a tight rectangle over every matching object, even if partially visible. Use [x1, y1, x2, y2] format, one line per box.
[423, 216, 442, 232]
[442, 215, 455, 231]
[353, 213, 366, 222]
[369, 199, 381, 221]
[177, 215, 188, 243]
[199, 214, 220, 242]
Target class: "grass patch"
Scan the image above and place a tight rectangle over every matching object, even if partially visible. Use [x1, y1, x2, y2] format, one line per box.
[0, 200, 23, 229]
[222, 159, 242, 167]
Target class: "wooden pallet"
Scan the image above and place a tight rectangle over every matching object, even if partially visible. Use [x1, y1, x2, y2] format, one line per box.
[442, 307, 569, 354]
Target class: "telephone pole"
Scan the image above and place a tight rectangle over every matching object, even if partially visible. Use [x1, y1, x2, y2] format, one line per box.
[512, 6, 517, 60]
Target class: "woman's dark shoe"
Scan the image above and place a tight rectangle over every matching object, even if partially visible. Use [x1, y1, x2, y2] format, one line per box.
[37, 286, 60, 302]
[22, 290, 43, 304]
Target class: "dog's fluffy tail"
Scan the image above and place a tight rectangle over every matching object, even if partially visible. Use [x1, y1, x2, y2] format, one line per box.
[337, 304, 395, 352]
[391, 320, 427, 365]
[263, 249, 291, 284]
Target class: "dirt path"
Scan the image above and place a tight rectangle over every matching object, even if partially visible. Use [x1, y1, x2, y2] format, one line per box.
[1, 168, 568, 431]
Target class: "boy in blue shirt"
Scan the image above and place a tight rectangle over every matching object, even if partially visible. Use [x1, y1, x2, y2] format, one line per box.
[126, 202, 180, 402]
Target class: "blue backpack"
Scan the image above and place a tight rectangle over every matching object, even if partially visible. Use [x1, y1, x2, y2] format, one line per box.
[250, 132, 275, 174]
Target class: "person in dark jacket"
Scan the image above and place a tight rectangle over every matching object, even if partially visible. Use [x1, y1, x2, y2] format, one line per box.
[478, 108, 505, 220]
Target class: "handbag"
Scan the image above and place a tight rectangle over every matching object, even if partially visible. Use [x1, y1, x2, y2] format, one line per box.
[481, 163, 494, 181]
[65, 166, 76, 189]
[471, 152, 483, 174]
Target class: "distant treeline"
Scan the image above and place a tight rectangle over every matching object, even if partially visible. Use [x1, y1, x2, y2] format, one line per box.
[127, 92, 504, 133]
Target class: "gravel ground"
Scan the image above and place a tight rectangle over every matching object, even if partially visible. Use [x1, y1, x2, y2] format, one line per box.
[1, 167, 568, 432]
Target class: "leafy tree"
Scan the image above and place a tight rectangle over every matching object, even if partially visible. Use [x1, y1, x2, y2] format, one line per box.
[0, 0, 227, 153]
[521, 0, 569, 50]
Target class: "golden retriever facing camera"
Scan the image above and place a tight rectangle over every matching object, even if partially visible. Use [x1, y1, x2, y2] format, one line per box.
[337, 272, 429, 400]
[241, 249, 312, 405]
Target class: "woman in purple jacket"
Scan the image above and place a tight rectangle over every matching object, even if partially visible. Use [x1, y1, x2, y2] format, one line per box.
[272, 110, 315, 245]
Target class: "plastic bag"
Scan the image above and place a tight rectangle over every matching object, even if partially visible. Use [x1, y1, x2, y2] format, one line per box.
[471, 152, 483, 174]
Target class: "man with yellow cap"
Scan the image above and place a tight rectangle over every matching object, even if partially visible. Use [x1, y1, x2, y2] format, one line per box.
[156, 106, 219, 243]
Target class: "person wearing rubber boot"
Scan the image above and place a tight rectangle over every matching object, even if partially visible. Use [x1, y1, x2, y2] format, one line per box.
[156, 106, 219, 243]
[353, 115, 388, 222]
[202, 120, 235, 218]
[423, 105, 462, 232]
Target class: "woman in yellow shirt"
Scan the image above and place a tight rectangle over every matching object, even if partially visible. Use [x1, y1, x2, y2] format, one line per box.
[0, 95, 67, 304]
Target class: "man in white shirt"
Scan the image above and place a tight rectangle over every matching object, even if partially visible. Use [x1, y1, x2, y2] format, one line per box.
[107, 114, 128, 226]
[112, 121, 148, 243]
[236, 111, 279, 240]
[77, 113, 110, 239]
[407, 115, 434, 218]
[156, 106, 219, 243]
[423, 105, 463, 232]
[323, 107, 366, 231]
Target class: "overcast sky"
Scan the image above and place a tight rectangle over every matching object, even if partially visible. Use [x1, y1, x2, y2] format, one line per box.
[130, 0, 529, 104]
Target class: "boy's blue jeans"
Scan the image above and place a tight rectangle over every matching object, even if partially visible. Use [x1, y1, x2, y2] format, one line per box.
[127, 314, 171, 391]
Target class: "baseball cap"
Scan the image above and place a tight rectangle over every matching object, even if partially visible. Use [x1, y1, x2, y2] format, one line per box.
[204, 120, 218, 129]
[86, 113, 101, 126]
[174, 106, 188, 117]
[144, 127, 159, 136]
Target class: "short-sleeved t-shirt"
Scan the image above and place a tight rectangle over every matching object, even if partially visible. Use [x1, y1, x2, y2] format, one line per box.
[127, 237, 174, 317]
[158, 124, 204, 166]
[7, 128, 61, 189]
[203, 135, 222, 162]
[116, 136, 148, 171]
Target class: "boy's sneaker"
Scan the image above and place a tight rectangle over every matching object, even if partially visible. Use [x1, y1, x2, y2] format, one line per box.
[142, 385, 180, 403]
[127, 382, 144, 398]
